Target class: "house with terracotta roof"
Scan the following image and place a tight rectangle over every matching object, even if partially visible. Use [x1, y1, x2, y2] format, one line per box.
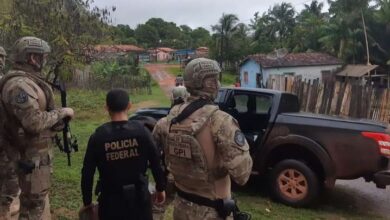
[148, 47, 176, 62]
[239, 52, 343, 88]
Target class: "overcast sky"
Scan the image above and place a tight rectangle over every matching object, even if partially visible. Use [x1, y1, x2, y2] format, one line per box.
[92, 0, 329, 31]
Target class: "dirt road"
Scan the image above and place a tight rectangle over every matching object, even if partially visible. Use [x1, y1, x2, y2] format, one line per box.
[144, 64, 178, 97]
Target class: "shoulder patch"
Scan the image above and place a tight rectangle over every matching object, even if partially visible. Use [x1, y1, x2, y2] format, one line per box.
[15, 90, 28, 104]
[234, 130, 246, 147]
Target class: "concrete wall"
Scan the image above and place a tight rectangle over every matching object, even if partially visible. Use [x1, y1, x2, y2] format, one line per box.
[239, 58, 342, 88]
[263, 65, 342, 83]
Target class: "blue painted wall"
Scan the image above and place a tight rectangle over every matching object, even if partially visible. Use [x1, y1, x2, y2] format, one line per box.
[240, 58, 342, 88]
[240, 60, 261, 88]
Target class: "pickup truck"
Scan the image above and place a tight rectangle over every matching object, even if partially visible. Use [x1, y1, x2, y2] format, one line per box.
[130, 87, 390, 207]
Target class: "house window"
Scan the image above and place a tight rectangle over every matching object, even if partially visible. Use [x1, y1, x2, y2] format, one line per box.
[243, 71, 249, 84]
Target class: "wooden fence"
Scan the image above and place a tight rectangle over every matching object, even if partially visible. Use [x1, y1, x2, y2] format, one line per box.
[266, 75, 390, 124]
[70, 68, 152, 94]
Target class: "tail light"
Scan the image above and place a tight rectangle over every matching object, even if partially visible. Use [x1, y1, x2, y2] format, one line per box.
[362, 132, 390, 157]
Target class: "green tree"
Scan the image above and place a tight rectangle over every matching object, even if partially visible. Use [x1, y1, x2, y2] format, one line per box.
[251, 2, 296, 51]
[191, 27, 212, 48]
[112, 24, 136, 44]
[370, 0, 390, 64]
[321, 0, 371, 62]
[212, 13, 239, 67]
[134, 24, 159, 48]
[0, 0, 113, 77]
[291, 0, 327, 52]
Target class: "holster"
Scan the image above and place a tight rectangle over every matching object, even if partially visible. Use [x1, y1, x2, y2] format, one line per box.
[177, 188, 251, 220]
[216, 198, 235, 219]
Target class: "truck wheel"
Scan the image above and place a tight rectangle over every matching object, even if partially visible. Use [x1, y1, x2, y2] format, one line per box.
[269, 159, 319, 207]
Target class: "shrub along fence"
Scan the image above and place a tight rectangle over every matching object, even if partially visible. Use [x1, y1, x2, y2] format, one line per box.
[70, 67, 152, 94]
[266, 75, 390, 124]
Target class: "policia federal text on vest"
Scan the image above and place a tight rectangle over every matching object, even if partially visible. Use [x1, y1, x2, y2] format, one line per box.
[81, 120, 166, 220]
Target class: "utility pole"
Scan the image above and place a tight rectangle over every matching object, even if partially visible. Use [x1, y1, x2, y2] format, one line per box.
[361, 9, 370, 66]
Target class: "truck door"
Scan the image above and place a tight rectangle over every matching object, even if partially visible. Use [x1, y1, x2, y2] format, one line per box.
[225, 91, 273, 153]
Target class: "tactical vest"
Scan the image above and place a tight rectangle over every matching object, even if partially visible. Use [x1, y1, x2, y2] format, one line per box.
[0, 70, 55, 155]
[166, 103, 224, 199]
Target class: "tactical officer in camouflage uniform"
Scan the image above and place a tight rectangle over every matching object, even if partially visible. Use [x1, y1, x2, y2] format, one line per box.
[153, 58, 253, 220]
[0, 45, 21, 219]
[0, 36, 74, 220]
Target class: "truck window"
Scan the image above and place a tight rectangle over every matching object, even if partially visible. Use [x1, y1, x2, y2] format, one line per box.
[234, 94, 248, 113]
[256, 95, 272, 114]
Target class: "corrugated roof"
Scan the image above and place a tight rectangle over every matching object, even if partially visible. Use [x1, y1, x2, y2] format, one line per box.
[243, 52, 343, 68]
[336, 64, 379, 77]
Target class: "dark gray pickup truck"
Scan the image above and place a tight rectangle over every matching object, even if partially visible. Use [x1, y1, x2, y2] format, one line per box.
[130, 87, 390, 207]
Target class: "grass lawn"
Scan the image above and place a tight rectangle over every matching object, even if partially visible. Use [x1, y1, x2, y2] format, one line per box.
[50, 84, 384, 219]
[221, 70, 238, 86]
[165, 65, 183, 77]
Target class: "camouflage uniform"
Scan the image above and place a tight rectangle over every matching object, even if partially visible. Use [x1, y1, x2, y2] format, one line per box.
[153, 58, 253, 220]
[152, 117, 176, 220]
[0, 45, 20, 219]
[0, 37, 70, 220]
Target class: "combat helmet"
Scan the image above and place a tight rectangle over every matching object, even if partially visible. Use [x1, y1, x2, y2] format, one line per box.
[11, 36, 51, 64]
[184, 58, 221, 97]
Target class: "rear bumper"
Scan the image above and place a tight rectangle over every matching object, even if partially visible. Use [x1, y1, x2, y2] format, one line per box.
[373, 170, 390, 188]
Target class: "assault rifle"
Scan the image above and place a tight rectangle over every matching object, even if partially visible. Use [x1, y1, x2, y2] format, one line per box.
[49, 61, 78, 166]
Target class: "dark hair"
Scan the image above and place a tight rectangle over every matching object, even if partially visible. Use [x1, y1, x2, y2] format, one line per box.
[106, 89, 130, 113]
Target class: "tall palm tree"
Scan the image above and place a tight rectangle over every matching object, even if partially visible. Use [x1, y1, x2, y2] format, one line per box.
[266, 2, 296, 47]
[212, 13, 239, 68]
[303, 0, 324, 18]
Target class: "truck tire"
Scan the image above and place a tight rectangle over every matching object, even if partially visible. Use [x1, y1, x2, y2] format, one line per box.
[269, 159, 319, 207]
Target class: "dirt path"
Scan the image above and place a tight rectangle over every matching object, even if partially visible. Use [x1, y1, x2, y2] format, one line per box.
[144, 64, 179, 97]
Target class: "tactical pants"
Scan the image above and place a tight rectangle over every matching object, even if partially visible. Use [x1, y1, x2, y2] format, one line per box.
[152, 173, 176, 220]
[0, 148, 19, 219]
[173, 197, 232, 220]
[18, 152, 51, 220]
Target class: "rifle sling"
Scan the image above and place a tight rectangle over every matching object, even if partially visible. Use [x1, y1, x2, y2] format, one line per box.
[170, 99, 212, 127]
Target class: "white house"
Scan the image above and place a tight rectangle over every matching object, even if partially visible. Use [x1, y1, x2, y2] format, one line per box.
[239, 52, 343, 88]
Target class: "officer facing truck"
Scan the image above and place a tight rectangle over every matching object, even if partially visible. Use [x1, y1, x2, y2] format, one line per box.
[153, 58, 253, 220]
[0, 36, 75, 219]
[81, 89, 166, 220]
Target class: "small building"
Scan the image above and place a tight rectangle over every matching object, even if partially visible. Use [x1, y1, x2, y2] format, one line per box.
[174, 49, 196, 61]
[239, 52, 343, 88]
